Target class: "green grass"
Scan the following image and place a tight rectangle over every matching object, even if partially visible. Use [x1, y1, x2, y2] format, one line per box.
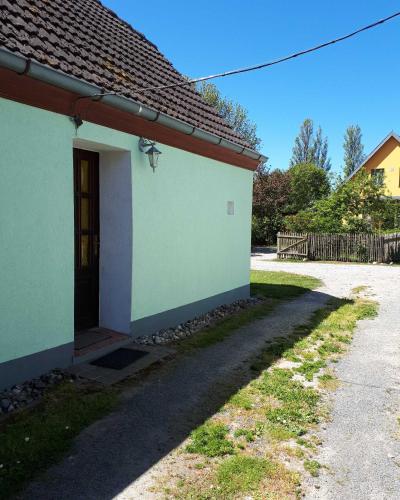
[295, 360, 326, 381]
[0, 383, 117, 498]
[228, 389, 253, 410]
[216, 455, 275, 495]
[259, 368, 320, 437]
[250, 270, 321, 300]
[186, 422, 235, 457]
[304, 459, 321, 477]
[233, 428, 255, 442]
[177, 271, 321, 350]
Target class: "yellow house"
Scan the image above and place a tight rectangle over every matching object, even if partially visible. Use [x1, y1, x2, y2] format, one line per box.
[348, 132, 400, 198]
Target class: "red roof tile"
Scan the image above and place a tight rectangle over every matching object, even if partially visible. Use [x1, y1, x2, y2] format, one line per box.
[0, 0, 251, 148]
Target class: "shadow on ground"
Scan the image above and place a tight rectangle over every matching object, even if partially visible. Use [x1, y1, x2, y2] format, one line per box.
[19, 288, 340, 500]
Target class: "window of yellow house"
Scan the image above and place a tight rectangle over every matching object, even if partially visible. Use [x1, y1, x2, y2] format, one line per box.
[371, 168, 384, 187]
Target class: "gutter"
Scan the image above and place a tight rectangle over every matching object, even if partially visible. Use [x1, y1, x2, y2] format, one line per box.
[0, 48, 268, 164]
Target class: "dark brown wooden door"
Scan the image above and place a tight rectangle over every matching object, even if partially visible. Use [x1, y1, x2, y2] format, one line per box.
[74, 149, 100, 331]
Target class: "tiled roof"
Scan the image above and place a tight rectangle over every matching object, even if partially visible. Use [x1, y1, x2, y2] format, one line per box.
[0, 0, 250, 148]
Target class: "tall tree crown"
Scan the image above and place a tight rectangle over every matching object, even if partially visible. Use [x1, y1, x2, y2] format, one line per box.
[343, 125, 365, 178]
[290, 119, 331, 171]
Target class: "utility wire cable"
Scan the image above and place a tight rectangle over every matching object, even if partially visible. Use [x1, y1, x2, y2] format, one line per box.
[133, 11, 400, 95]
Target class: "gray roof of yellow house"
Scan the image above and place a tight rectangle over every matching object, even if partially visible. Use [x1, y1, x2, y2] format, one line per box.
[347, 131, 400, 181]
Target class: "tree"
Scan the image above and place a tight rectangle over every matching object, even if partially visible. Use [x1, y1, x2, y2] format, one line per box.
[313, 127, 330, 172]
[252, 166, 292, 244]
[343, 125, 365, 178]
[287, 163, 331, 213]
[290, 119, 331, 171]
[284, 172, 399, 233]
[198, 82, 261, 150]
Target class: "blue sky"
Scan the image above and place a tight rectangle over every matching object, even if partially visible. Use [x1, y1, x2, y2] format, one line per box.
[102, 0, 400, 174]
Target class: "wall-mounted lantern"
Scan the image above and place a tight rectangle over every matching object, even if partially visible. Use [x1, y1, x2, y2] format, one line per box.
[138, 137, 162, 172]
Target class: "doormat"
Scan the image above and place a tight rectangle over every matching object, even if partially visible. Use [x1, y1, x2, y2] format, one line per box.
[90, 348, 148, 370]
[75, 330, 112, 350]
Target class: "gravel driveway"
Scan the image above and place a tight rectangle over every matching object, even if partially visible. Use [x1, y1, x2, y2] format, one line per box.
[252, 254, 400, 499]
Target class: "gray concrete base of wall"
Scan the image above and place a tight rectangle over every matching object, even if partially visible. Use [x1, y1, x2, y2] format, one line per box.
[0, 343, 73, 391]
[130, 284, 250, 337]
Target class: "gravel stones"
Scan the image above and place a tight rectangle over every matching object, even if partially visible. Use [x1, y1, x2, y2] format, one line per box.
[0, 369, 74, 417]
[134, 297, 264, 345]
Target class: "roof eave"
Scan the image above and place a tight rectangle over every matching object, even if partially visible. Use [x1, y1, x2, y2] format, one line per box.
[0, 48, 268, 165]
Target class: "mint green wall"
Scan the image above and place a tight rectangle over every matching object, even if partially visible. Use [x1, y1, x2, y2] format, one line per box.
[131, 145, 253, 320]
[75, 122, 253, 321]
[0, 98, 74, 363]
[0, 98, 252, 364]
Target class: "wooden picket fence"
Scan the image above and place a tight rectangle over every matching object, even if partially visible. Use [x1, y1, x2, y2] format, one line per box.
[277, 232, 400, 263]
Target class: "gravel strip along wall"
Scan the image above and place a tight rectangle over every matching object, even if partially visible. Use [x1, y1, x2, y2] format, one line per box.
[134, 297, 264, 345]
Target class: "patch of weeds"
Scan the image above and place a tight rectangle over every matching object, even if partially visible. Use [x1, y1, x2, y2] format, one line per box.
[333, 334, 352, 344]
[356, 300, 378, 319]
[255, 368, 320, 440]
[282, 348, 302, 362]
[265, 407, 317, 437]
[302, 351, 317, 361]
[304, 459, 321, 477]
[186, 423, 235, 457]
[295, 360, 326, 381]
[257, 368, 320, 438]
[265, 422, 299, 441]
[296, 437, 315, 449]
[318, 341, 343, 357]
[318, 373, 339, 391]
[0, 383, 117, 498]
[194, 463, 206, 470]
[292, 337, 312, 351]
[351, 285, 367, 294]
[234, 428, 255, 442]
[254, 421, 265, 437]
[216, 455, 275, 496]
[260, 369, 320, 407]
[228, 390, 252, 410]
[295, 447, 306, 459]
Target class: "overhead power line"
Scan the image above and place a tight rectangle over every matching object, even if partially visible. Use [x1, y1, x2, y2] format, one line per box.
[133, 11, 400, 95]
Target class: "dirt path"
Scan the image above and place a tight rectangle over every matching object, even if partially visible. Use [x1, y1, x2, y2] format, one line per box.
[19, 289, 330, 500]
[252, 256, 400, 499]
